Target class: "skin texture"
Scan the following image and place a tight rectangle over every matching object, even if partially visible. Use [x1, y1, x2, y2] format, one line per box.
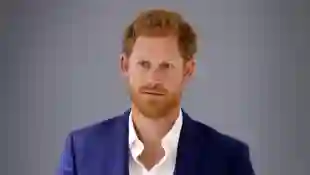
[120, 35, 196, 170]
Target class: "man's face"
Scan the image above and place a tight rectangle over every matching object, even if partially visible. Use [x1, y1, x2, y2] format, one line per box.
[120, 36, 195, 118]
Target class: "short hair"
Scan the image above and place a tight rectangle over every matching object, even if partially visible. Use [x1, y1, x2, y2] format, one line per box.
[122, 9, 197, 61]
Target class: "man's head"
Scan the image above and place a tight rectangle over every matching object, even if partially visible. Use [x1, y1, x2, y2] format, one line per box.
[120, 9, 197, 118]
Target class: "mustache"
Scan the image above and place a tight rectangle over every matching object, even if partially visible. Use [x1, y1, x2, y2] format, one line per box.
[139, 84, 168, 94]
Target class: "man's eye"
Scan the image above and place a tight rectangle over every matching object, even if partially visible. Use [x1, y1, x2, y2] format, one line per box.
[138, 61, 150, 69]
[160, 63, 172, 69]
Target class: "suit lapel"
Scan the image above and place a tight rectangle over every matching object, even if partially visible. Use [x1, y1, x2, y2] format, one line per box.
[174, 110, 214, 175]
[105, 110, 130, 175]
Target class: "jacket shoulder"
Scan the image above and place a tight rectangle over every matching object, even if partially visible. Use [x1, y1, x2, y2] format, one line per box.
[190, 120, 254, 173]
[68, 113, 127, 141]
[192, 119, 250, 153]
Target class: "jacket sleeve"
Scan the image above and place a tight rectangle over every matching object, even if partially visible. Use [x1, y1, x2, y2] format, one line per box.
[229, 143, 255, 175]
[57, 133, 77, 175]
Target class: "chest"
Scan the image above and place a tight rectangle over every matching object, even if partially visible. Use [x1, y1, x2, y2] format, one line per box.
[129, 150, 176, 175]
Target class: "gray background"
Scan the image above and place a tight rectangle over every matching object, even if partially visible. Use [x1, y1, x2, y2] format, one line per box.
[2, 0, 310, 175]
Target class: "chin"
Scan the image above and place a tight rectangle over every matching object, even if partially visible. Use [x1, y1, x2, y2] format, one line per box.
[139, 107, 169, 119]
[130, 90, 180, 117]
[136, 100, 177, 118]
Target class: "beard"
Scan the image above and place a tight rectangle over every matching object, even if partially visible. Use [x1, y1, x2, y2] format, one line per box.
[128, 84, 181, 119]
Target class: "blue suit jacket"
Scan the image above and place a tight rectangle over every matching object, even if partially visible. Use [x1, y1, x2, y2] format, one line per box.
[58, 109, 255, 175]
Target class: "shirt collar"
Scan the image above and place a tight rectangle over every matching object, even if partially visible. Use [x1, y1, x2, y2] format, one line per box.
[128, 109, 183, 156]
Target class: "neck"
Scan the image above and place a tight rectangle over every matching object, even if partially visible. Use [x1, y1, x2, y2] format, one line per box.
[131, 104, 180, 145]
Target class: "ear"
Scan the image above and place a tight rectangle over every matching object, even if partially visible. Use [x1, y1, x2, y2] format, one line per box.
[184, 59, 196, 79]
[120, 53, 129, 76]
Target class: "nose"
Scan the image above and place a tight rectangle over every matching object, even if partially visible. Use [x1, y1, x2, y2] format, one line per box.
[148, 66, 164, 83]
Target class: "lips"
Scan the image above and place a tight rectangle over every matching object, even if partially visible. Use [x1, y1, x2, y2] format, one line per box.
[142, 91, 165, 96]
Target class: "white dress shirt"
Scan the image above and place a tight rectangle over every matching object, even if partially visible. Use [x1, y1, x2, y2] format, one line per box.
[128, 109, 183, 175]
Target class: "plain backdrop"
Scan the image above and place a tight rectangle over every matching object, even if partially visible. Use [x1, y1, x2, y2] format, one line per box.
[2, 0, 310, 175]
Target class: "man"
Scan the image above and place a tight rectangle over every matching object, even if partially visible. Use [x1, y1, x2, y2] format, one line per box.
[58, 9, 255, 175]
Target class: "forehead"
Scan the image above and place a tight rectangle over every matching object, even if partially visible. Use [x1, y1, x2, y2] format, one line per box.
[131, 36, 181, 59]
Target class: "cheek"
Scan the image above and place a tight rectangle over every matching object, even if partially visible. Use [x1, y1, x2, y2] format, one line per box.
[128, 70, 145, 89]
[165, 73, 184, 91]
[130, 65, 151, 84]
[167, 69, 184, 81]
